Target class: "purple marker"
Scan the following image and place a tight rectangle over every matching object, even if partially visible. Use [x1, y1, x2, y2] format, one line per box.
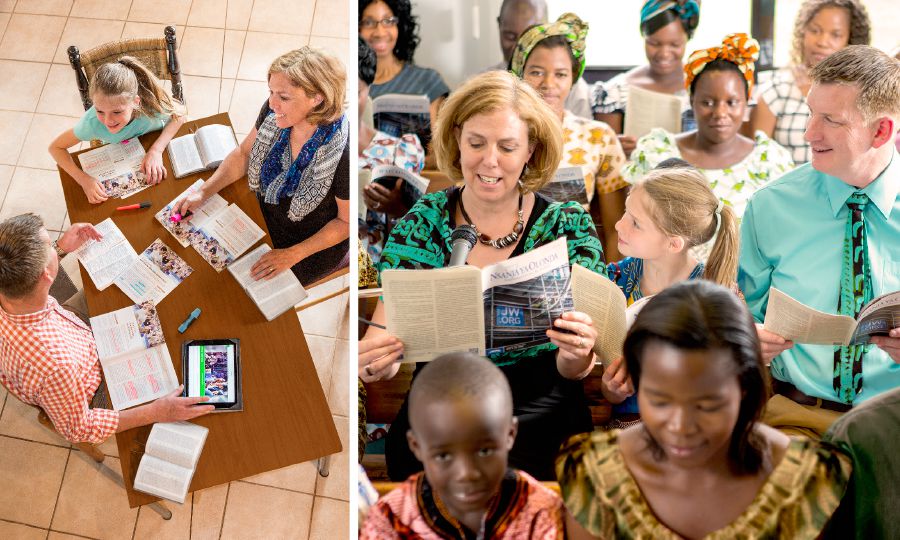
[169, 211, 193, 223]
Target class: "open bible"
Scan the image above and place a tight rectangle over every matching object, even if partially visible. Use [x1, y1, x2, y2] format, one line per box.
[167, 124, 238, 178]
[228, 244, 307, 321]
[133, 421, 209, 503]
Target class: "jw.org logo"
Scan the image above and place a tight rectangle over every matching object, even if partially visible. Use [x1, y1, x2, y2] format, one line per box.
[495, 305, 525, 327]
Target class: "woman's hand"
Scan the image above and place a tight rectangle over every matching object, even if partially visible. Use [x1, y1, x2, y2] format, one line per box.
[756, 324, 793, 366]
[79, 176, 108, 204]
[363, 181, 408, 218]
[173, 189, 207, 217]
[618, 135, 637, 159]
[549, 311, 597, 377]
[250, 248, 299, 280]
[57, 223, 102, 253]
[600, 356, 634, 404]
[359, 334, 404, 382]
[141, 149, 167, 184]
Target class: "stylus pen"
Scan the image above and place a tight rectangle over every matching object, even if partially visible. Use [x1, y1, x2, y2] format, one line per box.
[179, 308, 202, 333]
[358, 316, 386, 330]
[116, 201, 151, 211]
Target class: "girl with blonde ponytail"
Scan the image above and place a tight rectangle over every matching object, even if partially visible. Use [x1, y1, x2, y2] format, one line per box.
[49, 56, 186, 204]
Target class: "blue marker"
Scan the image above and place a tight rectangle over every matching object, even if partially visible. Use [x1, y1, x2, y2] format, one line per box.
[178, 308, 201, 333]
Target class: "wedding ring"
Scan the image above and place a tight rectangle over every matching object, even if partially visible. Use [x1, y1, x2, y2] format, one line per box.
[364, 365, 374, 377]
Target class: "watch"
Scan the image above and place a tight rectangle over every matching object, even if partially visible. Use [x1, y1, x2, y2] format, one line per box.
[52, 240, 67, 259]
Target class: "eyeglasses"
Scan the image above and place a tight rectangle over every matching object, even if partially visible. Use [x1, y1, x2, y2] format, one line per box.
[360, 16, 399, 29]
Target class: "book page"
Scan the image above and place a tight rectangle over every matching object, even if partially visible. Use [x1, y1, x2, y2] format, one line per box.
[194, 124, 238, 169]
[538, 166, 589, 205]
[763, 287, 856, 345]
[74, 218, 138, 290]
[382, 266, 484, 362]
[133, 454, 192, 504]
[90, 302, 164, 360]
[78, 139, 149, 199]
[102, 344, 178, 410]
[145, 421, 209, 470]
[114, 239, 193, 305]
[358, 168, 371, 220]
[228, 244, 307, 320]
[571, 264, 627, 366]
[191, 205, 264, 271]
[155, 180, 229, 247]
[624, 85, 683, 138]
[167, 134, 203, 178]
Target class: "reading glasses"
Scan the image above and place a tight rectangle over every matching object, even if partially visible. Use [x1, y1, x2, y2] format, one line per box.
[360, 16, 399, 29]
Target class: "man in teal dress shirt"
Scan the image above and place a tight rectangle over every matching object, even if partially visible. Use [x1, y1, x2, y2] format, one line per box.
[739, 46, 900, 438]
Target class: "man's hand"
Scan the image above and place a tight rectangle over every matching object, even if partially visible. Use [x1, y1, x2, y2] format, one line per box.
[756, 324, 793, 365]
[872, 327, 900, 363]
[57, 223, 103, 253]
[151, 386, 215, 422]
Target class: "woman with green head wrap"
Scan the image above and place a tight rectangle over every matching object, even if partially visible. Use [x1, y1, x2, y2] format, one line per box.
[510, 13, 629, 261]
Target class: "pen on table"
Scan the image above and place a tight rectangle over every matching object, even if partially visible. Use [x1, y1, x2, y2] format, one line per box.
[178, 308, 201, 333]
[169, 210, 193, 223]
[116, 202, 151, 211]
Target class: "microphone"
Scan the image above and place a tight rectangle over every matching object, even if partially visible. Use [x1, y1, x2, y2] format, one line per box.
[449, 225, 477, 267]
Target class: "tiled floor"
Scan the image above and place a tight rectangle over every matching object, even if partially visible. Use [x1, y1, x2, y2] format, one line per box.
[0, 0, 350, 538]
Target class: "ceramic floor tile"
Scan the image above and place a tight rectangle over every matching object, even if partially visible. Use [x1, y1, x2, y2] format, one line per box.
[311, 0, 348, 39]
[0, 0, 12, 13]
[297, 293, 343, 338]
[127, 0, 190, 25]
[186, 0, 225, 28]
[240, 460, 317, 494]
[47, 532, 94, 539]
[305, 334, 336, 391]
[37, 64, 89, 117]
[237, 31, 308, 81]
[0, 519, 48, 540]
[179, 26, 223, 78]
[314, 415, 348, 501]
[227, 79, 267, 134]
[220, 482, 313, 539]
[224, 0, 251, 31]
[0, 164, 13, 206]
[51, 455, 139, 538]
[0, 12, 9, 40]
[248, 0, 315, 36]
[132, 494, 192, 540]
[18, 113, 79, 170]
[0, 392, 72, 446]
[308, 497, 349, 540]
[70, 0, 131, 20]
[221, 30, 244, 79]
[181, 75, 221, 120]
[0, 110, 31, 165]
[53, 16, 126, 64]
[0, 13, 67, 62]
[308, 36, 349, 63]
[0, 167, 67, 231]
[189, 483, 227, 540]
[121, 22, 184, 44]
[338, 299, 350, 340]
[95, 433, 119, 458]
[328, 338, 349, 416]
[13, 0, 73, 16]
[0, 60, 49, 112]
[218, 78, 235, 113]
[0, 436, 69, 527]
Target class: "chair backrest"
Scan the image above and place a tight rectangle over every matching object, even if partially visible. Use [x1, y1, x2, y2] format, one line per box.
[67, 25, 183, 112]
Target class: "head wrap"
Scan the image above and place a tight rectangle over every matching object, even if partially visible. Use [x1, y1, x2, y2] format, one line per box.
[640, 0, 700, 35]
[684, 33, 760, 96]
[509, 13, 589, 81]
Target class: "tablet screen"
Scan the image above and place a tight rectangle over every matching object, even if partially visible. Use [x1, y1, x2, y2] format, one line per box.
[185, 342, 236, 404]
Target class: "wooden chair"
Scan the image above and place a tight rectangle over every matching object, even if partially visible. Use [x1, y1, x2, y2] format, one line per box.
[67, 25, 184, 113]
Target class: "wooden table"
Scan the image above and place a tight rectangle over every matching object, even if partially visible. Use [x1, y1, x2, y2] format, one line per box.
[59, 112, 342, 507]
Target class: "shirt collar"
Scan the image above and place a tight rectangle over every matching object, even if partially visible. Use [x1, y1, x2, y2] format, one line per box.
[826, 150, 900, 219]
[0, 296, 57, 326]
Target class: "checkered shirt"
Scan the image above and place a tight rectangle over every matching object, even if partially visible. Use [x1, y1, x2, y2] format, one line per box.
[758, 68, 811, 164]
[0, 297, 118, 443]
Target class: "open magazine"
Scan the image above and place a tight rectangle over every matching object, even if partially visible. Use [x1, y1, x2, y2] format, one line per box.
[77, 138, 148, 199]
[133, 421, 208, 503]
[89, 302, 179, 410]
[167, 124, 238, 178]
[372, 94, 431, 150]
[365, 164, 429, 213]
[155, 179, 228, 248]
[228, 244, 307, 321]
[538, 166, 589, 205]
[764, 287, 900, 345]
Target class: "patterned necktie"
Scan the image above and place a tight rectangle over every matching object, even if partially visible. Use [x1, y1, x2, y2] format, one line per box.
[834, 191, 873, 403]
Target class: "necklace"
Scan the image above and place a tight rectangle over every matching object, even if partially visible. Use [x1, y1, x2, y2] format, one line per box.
[458, 187, 525, 249]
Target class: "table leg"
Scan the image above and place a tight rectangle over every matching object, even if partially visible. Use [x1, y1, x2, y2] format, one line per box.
[317, 455, 331, 477]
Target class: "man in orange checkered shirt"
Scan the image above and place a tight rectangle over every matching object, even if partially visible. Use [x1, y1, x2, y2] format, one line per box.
[0, 214, 214, 444]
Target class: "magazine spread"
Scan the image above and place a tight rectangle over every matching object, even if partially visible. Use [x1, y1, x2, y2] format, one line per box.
[167, 124, 238, 178]
[228, 244, 308, 321]
[538, 166, 589, 205]
[114, 239, 193, 305]
[764, 287, 900, 345]
[372, 93, 432, 149]
[155, 179, 229, 248]
[77, 138, 148, 199]
[133, 421, 209, 503]
[624, 85, 683, 138]
[74, 218, 138, 291]
[89, 302, 178, 410]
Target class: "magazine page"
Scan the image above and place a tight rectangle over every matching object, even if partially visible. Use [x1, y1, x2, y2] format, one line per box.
[763, 287, 856, 345]
[74, 218, 138, 291]
[155, 180, 229, 247]
[228, 244, 307, 320]
[382, 266, 484, 362]
[372, 93, 431, 148]
[358, 168, 371, 220]
[89, 301, 165, 360]
[538, 166, 589, 205]
[133, 454, 193, 504]
[144, 421, 209, 470]
[571, 264, 627, 365]
[167, 134, 204, 178]
[195, 124, 238, 169]
[480, 238, 572, 356]
[102, 343, 178, 410]
[370, 164, 429, 209]
[190, 205, 264, 271]
[850, 290, 900, 344]
[114, 239, 193, 305]
[624, 85, 683, 138]
[78, 138, 149, 198]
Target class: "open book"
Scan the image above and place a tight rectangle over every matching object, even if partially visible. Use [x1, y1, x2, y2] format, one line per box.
[167, 124, 238, 179]
[764, 287, 900, 345]
[571, 264, 628, 365]
[89, 302, 179, 410]
[538, 166, 589, 205]
[74, 218, 138, 291]
[133, 421, 209, 503]
[624, 85, 683, 138]
[372, 94, 431, 150]
[77, 138, 148, 199]
[228, 244, 307, 321]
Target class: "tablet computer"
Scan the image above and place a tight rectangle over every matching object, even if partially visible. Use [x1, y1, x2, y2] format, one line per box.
[182, 339, 242, 411]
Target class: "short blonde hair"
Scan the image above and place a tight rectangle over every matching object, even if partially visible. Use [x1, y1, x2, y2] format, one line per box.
[269, 47, 346, 125]
[432, 71, 562, 192]
[810, 45, 900, 124]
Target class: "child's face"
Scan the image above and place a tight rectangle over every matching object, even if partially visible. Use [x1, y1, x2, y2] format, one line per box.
[93, 93, 139, 134]
[408, 397, 516, 525]
[637, 340, 742, 469]
[268, 72, 322, 129]
[615, 188, 673, 260]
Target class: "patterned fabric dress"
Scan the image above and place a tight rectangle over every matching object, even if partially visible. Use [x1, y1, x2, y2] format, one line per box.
[379, 187, 605, 481]
[360, 469, 565, 540]
[757, 68, 811, 164]
[557, 430, 851, 539]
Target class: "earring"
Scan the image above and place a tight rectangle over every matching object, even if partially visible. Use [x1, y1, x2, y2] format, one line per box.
[518, 165, 528, 192]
